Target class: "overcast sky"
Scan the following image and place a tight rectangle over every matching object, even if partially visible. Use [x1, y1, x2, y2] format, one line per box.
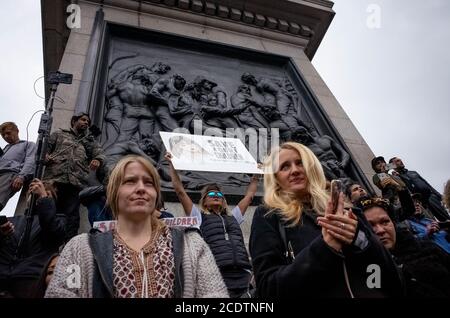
[313, 0, 450, 193]
[1, 0, 449, 216]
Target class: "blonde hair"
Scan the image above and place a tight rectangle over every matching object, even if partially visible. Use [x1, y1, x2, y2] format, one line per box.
[263, 142, 329, 226]
[106, 155, 165, 229]
[198, 183, 231, 215]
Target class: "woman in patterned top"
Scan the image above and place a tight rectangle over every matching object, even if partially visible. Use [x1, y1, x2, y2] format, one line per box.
[45, 155, 228, 298]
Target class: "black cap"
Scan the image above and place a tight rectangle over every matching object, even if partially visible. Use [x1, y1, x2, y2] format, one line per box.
[411, 193, 423, 202]
[371, 156, 385, 170]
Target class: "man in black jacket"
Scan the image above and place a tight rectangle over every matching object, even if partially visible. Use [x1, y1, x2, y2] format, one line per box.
[0, 179, 66, 298]
[389, 157, 449, 221]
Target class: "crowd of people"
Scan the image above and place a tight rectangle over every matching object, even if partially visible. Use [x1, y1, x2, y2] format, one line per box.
[1, 118, 450, 298]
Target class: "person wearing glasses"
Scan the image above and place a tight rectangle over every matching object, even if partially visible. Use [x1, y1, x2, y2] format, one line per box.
[164, 152, 259, 298]
[250, 142, 403, 297]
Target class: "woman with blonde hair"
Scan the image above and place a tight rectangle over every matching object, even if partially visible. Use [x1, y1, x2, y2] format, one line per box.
[45, 155, 228, 298]
[250, 142, 403, 297]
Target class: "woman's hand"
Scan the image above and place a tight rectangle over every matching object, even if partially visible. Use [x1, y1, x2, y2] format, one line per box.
[28, 178, 48, 199]
[164, 152, 173, 163]
[317, 193, 359, 251]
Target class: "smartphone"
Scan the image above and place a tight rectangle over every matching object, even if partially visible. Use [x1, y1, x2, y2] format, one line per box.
[0, 215, 8, 226]
[330, 179, 344, 213]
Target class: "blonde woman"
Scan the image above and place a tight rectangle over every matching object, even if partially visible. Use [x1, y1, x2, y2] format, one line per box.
[250, 142, 403, 297]
[45, 155, 228, 298]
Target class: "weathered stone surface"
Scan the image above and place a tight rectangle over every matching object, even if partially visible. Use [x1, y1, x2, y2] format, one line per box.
[217, 5, 229, 18]
[278, 19, 289, 32]
[242, 11, 254, 24]
[266, 16, 277, 29]
[230, 8, 241, 21]
[254, 14, 266, 27]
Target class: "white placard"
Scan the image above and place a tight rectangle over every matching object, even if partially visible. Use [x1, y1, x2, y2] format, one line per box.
[160, 131, 262, 174]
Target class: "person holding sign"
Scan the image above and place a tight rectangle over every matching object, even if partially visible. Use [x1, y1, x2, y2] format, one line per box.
[249, 142, 403, 297]
[165, 152, 259, 298]
[45, 155, 228, 298]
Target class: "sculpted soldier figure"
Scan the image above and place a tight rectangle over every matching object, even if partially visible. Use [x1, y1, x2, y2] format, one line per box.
[292, 126, 350, 180]
[240, 72, 301, 136]
[103, 62, 170, 148]
[149, 73, 186, 132]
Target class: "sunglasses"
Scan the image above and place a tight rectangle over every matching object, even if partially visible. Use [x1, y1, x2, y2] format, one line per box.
[206, 191, 224, 198]
[360, 197, 390, 210]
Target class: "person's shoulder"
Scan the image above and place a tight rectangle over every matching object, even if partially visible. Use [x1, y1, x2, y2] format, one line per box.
[254, 205, 278, 219]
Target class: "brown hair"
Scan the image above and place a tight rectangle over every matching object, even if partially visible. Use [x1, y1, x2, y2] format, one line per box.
[0, 122, 18, 133]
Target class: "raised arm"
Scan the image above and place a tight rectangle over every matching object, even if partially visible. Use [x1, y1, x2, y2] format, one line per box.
[164, 152, 193, 215]
[237, 175, 259, 216]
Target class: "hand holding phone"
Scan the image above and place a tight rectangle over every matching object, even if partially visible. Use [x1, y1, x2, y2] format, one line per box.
[331, 179, 344, 214]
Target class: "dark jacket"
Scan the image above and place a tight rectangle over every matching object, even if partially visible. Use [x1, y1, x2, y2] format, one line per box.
[250, 205, 403, 298]
[88, 228, 189, 298]
[200, 213, 251, 292]
[397, 168, 449, 221]
[392, 227, 450, 297]
[0, 198, 66, 280]
[44, 128, 105, 189]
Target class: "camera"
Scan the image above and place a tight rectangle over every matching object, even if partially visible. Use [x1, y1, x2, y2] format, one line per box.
[47, 71, 73, 85]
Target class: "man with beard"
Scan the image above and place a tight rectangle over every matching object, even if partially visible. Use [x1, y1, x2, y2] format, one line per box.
[44, 113, 105, 240]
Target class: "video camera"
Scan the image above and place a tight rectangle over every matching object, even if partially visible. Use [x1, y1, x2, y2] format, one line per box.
[47, 71, 73, 85]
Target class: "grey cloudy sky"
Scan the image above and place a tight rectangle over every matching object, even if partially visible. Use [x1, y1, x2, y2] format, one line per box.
[313, 0, 450, 193]
[1, 0, 449, 216]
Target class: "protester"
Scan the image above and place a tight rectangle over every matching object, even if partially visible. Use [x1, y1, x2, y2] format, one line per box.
[165, 152, 258, 298]
[390, 156, 450, 221]
[43, 112, 105, 239]
[361, 197, 450, 297]
[45, 155, 228, 298]
[250, 142, 403, 297]
[0, 179, 66, 298]
[33, 253, 60, 298]
[371, 156, 406, 207]
[0, 122, 36, 211]
[404, 193, 450, 253]
[346, 181, 415, 223]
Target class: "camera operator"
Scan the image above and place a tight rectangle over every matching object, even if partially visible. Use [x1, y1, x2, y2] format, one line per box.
[0, 179, 66, 298]
[371, 156, 406, 208]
